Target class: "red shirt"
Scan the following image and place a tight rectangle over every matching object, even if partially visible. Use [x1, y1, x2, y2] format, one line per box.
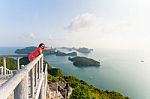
[28, 47, 42, 61]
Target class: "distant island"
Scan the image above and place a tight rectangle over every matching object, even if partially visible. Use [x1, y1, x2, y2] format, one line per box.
[76, 47, 93, 53]
[59, 47, 93, 53]
[68, 56, 100, 67]
[55, 51, 77, 56]
[59, 47, 73, 51]
[15, 46, 56, 55]
[15, 46, 37, 54]
[15, 46, 77, 56]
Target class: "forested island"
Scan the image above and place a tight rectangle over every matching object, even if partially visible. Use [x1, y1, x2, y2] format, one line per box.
[15, 46, 37, 54]
[68, 56, 100, 67]
[76, 47, 93, 53]
[55, 51, 77, 56]
[15, 46, 56, 55]
[60, 47, 93, 53]
[0, 56, 129, 99]
[15, 46, 77, 56]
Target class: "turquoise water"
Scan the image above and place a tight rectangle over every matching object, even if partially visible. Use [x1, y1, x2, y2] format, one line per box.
[0, 47, 150, 99]
[44, 48, 150, 99]
[0, 47, 22, 55]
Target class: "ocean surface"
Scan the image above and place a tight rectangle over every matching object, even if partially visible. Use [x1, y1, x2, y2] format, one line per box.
[0, 47, 150, 99]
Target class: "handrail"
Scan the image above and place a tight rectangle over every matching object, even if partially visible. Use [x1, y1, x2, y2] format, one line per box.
[24, 54, 42, 72]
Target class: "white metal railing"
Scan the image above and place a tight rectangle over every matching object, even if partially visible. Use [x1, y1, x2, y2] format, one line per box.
[0, 54, 48, 99]
[0, 66, 12, 76]
[0, 54, 27, 76]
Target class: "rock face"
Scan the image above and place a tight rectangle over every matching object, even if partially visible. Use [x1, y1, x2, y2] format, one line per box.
[55, 51, 77, 56]
[68, 56, 100, 67]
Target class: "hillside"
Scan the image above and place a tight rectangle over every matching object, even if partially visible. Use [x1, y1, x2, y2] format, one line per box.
[64, 76, 129, 99]
[47, 66, 129, 99]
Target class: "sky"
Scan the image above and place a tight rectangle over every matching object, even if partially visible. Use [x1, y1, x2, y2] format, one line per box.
[0, 0, 150, 49]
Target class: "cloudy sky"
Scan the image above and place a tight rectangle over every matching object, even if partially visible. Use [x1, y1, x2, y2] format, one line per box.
[0, 0, 150, 49]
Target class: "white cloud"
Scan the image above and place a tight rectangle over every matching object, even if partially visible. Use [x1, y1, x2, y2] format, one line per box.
[102, 20, 131, 34]
[48, 34, 52, 40]
[29, 33, 36, 39]
[63, 11, 150, 49]
[65, 13, 104, 32]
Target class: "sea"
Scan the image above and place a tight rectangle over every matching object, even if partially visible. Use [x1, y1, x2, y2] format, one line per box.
[0, 47, 150, 99]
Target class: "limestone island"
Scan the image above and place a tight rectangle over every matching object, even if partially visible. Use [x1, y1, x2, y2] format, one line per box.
[15, 46, 56, 55]
[15, 46, 37, 54]
[15, 47, 77, 56]
[76, 47, 93, 53]
[59, 47, 93, 53]
[59, 47, 73, 51]
[68, 56, 100, 67]
[55, 51, 77, 56]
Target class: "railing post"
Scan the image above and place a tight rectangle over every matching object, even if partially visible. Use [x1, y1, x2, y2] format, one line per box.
[30, 68, 35, 98]
[44, 64, 48, 99]
[3, 57, 6, 75]
[39, 81, 45, 99]
[38, 61, 40, 79]
[34, 64, 37, 87]
[17, 57, 20, 70]
[41, 55, 43, 73]
[39, 55, 45, 99]
[14, 72, 28, 99]
[0, 67, 3, 75]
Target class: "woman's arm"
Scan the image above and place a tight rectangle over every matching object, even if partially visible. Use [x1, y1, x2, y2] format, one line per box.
[43, 46, 53, 51]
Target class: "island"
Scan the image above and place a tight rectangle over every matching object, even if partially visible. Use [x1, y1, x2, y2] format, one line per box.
[59, 47, 93, 53]
[59, 47, 73, 51]
[76, 47, 93, 53]
[68, 56, 100, 67]
[15, 46, 56, 55]
[15, 46, 37, 54]
[55, 51, 77, 56]
[15, 46, 77, 56]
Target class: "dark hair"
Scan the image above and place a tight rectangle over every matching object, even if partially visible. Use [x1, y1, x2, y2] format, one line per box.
[38, 43, 45, 47]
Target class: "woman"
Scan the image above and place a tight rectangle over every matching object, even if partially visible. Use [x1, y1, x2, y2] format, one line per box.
[28, 43, 52, 61]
